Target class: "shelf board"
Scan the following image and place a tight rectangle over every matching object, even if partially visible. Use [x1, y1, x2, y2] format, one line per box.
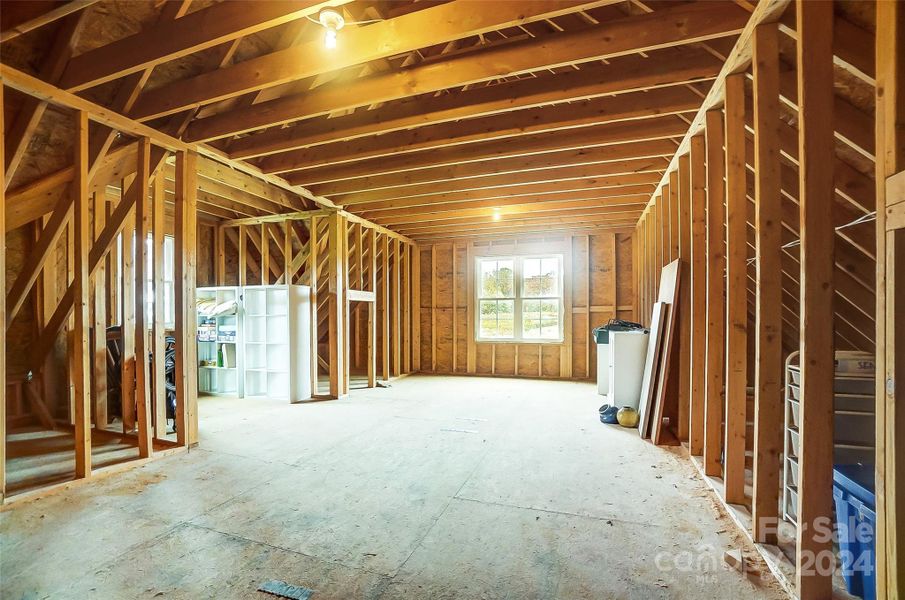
[199, 366, 236, 370]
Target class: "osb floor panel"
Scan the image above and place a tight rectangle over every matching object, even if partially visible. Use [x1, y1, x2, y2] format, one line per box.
[1, 375, 788, 599]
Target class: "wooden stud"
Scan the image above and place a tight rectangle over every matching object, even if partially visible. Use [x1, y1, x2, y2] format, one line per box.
[342, 217, 350, 395]
[561, 236, 573, 378]
[308, 217, 319, 396]
[260, 223, 269, 284]
[72, 110, 92, 478]
[92, 192, 108, 431]
[431, 244, 437, 373]
[688, 135, 707, 456]
[174, 151, 198, 446]
[794, 2, 835, 597]
[368, 228, 377, 386]
[403, 243, 411, 374]
[875, 1, 905, 595]
[238, 225, 247, 286]
[451, 243, 457, 373]
[327, 212, 345, 398]
[1, 79, 7, 497]
[751, 22, 783, 544]
[120, 195, 137, 434]
[392, 238, 401, 377]
[703, 109, 726, 478]
[583, 235, 591, 378]
[676, 158, 691, 444]
[133, 137, 153, 458]
[723, 73, 747, 505]
[466, 242, 476, 374]
[412, 242, 422, 373]
[152, 171, 167, 438]
[282, 221, 292, 284]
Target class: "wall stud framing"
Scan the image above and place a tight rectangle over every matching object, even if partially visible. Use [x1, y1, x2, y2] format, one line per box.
[724, 73, 748, 505]
[703, 109, 726, 478]
[751, 22, 783, 544]
[794, 2, 835, 596]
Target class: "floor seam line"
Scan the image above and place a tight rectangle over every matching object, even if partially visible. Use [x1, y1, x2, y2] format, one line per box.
[184, 522, 393, 578]
[450, 495, 676, 529]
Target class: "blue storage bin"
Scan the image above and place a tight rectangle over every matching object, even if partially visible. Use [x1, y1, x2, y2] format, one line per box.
[833, 464, 876, 600]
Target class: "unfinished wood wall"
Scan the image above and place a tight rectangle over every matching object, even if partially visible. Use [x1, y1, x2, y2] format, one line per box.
[632, 2, 888, 597]
[417, 232, 633, 380]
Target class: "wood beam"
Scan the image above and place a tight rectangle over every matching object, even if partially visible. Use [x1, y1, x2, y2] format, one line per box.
[4, 12, 85, 185]
[327, 212, 345, 398]
[5, 191, 71, 326]
[129, 0, 620, 121]
[688, 133, 706, 456]
[174, 151, 198, 446]
[368, 199, 646, 227]
[72, 110, 92, 478]
[409, 222, 634, 242]
[218, 48, 722, 153]
[875, 1, 905, 595]
[256, 86, 702, 173]
[325, 157, 668, 205]
[355, 187, 652, 216]
[751, 22, 783, 545]
[152, 172, 167, 437]
[288, 116, 689, 186]
[133, 138, 153, 458]
[723, 73, 747, 505]
[0, 0, 96, 43]
[344, 174, 658, 209]
[0, 79, 6, 498]
[703, 109, 726, 478]
[311, 144, 674, 197]
[180, 1, 748, 139]
[387, 208, 642, 235]
[59, 1, 343, 91]
[794, 2, 835, 597]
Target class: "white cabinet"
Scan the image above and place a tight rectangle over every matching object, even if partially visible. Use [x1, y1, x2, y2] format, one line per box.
[242, 285, 312, 403]
[197, 286, 243, 397]
[597, 330, 649, 410]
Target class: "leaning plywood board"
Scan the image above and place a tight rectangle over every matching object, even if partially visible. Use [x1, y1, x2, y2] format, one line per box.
[652, 259, 682, 445]
[638, 301, 668, 438]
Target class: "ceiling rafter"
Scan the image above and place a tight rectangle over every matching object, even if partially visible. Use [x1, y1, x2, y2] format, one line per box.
[128, 0, 621, 121]
[181, 1, 749, 142]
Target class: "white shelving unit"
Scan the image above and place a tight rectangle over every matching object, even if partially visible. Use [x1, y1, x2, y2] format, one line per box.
[242, 285, 312, 403]
[782, 351, 875, 525]
[197, 286, 243, 397]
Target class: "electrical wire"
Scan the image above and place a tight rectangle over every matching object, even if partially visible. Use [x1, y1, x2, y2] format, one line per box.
[745, 211, 877, 265]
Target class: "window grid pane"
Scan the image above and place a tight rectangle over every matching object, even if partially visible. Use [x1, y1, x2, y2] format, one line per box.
[476, 255, 562, 342]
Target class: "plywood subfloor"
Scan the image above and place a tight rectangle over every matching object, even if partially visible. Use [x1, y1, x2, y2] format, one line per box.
[1, 375, 787, 599]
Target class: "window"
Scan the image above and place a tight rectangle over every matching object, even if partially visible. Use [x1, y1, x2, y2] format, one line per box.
[476, 255, 563, 343]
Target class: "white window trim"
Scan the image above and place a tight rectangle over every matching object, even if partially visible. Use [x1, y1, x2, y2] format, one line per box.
[475, 254, 564, 344]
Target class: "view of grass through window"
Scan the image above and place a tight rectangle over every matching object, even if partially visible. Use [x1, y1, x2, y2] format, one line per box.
[477, 256, 561, 341]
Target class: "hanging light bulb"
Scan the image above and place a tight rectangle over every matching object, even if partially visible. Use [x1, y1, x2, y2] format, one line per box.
[324, 27, 337, 49]
[318, 9, 344, 50]
[492, 208, 502, 221]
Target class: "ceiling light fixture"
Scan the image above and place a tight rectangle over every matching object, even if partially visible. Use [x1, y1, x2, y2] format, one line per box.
[492, 208, 502, 221]
[318, 9, 345, 49]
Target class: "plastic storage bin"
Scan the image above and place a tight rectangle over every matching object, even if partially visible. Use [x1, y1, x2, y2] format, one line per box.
[833, 464, 876, 600]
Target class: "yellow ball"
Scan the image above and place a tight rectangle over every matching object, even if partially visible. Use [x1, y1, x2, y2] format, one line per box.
[616, 407, 639, 428]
